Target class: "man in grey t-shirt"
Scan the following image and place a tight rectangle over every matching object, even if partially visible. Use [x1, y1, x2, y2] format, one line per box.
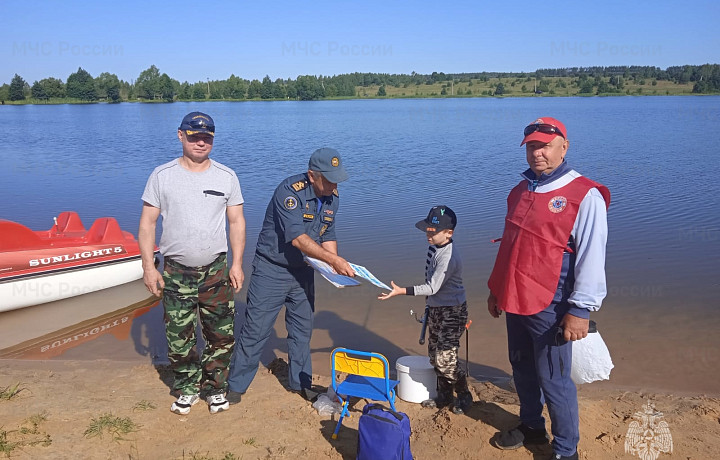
[138, 112, 246, 416]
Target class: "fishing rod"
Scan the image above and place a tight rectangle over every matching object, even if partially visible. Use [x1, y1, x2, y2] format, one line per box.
[465, 320, 472, 376]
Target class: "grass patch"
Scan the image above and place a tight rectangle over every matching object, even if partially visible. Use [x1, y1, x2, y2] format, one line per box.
[19, 411, 48, 435]
[84, 413, 140, 442]
[0, 383, 24, 401]
[132, 400, 157, 411]
[242, 437, 257, 446]
[0, 430, 17, 456]
[0, 412, 52, 456]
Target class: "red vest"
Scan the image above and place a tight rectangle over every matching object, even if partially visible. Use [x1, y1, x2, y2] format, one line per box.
[488, 175, 610, 315]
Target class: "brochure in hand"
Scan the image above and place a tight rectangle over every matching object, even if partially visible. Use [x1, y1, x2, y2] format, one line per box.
[348, 263, 391, 290]
[304, 257, 361, 288]
[305, 257, 391, 290]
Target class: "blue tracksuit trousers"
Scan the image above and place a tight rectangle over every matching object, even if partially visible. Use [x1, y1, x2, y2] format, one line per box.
[228, 255, 315, 393]
[506, 301, 579, 457]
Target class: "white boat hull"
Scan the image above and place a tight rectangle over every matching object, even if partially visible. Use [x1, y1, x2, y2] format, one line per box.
[0, 258, 145, 313]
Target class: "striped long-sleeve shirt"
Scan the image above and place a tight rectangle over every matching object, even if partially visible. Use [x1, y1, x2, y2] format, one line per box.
[407, 240, 466, 307]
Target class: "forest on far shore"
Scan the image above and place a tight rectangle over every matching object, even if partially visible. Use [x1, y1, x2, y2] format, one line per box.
[3, 64, 719, 104]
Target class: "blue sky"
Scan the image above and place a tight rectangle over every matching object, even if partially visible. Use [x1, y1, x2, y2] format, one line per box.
[2, 0, 719, 85]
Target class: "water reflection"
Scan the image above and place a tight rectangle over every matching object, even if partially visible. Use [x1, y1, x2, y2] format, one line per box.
[0, 279, 165, 361]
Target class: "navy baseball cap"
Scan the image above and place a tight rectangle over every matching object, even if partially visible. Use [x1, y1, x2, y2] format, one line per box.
[179, 112, 215, 136]
[308, 148, 349, 183]
[415, 205, 457, 232]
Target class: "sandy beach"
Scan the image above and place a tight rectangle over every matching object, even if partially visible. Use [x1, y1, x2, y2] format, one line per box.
[2, 279, 720, 459]
[1, 355, 719, 460]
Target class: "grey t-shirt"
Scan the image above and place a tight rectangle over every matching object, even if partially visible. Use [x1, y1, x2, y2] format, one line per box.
[142, 158, 244, 267]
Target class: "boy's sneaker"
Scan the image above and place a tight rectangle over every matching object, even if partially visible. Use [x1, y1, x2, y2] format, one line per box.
[421, 384, 453, 410]
[496, 423, 550, 449]
[170, 394, 199, 415]
[421, 396, 452, 409]
[207, 393, 230, 414]
[451, 392, 473, 415]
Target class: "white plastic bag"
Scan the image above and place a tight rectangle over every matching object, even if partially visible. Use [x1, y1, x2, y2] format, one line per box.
[312, 387, 343, 416]
[571, 329, 614, 384]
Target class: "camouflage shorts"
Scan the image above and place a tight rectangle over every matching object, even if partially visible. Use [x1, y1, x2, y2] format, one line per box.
[163, 253, 234, 395]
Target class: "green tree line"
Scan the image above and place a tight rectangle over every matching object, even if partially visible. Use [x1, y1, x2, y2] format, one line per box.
[3, 64, 720, 103]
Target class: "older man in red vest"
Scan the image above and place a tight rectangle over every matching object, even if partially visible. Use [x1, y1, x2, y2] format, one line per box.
[487, 117, 610, 460]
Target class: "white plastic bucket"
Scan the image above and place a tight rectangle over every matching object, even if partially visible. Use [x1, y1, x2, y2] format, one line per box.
[395, 355, 437, 403]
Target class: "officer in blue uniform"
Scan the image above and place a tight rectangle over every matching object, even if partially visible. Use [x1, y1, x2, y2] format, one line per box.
[227, 148, 354, 402]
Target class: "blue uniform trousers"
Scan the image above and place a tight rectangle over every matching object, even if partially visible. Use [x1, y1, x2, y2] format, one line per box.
[506, 301, 579, 457]
[228, 255, 315, 393]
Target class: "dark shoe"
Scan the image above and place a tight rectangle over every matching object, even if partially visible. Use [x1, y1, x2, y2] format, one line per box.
[292, 387, 320, 403]
[302, 387, 320, 402]
[548, 452, 578, 460]
[420, 397, 451, 409]
[451, 391, 473, 415]
[226, 390, 243, 405]
[496, 423, 549, 450]
[420, 377, 452, 409]
[422, 377, 453, 409]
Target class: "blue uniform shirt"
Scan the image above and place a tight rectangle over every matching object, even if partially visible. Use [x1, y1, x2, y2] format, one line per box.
[255, 173, 339, 268]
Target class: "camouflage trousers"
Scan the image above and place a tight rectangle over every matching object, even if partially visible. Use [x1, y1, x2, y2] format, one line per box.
[162, 253, 234, 396]
[427, 302, 468, 384]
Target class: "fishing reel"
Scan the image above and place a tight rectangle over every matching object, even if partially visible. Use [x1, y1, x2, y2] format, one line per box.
[409, 309, 425, 323]
[410, 307, 430, 345]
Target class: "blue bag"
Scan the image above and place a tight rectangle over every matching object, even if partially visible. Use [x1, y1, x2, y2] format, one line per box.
[357, 403, 413, 460]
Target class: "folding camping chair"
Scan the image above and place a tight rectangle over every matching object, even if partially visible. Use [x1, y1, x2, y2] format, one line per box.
[330, 347, 399, 439]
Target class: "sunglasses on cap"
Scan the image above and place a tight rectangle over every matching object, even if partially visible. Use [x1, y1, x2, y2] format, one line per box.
[523, 123, 565, 139]
[185, 119, 215, 133]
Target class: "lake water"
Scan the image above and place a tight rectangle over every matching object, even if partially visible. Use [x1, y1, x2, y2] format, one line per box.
[1, 97, 719, 395]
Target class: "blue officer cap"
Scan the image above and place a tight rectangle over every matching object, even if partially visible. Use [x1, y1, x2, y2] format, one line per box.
[308, 148, 348, 183]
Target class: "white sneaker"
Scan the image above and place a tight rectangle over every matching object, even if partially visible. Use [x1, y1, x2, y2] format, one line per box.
[207, 393, 230, 414]
[170, 394, 199, 415]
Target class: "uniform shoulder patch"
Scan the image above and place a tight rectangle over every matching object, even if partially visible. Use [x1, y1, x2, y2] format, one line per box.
[284, 196, 298, 210]
[291, 180, 307, 192]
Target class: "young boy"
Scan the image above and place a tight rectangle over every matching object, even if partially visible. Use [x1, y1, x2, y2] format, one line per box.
[378, 205, 472, 414]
